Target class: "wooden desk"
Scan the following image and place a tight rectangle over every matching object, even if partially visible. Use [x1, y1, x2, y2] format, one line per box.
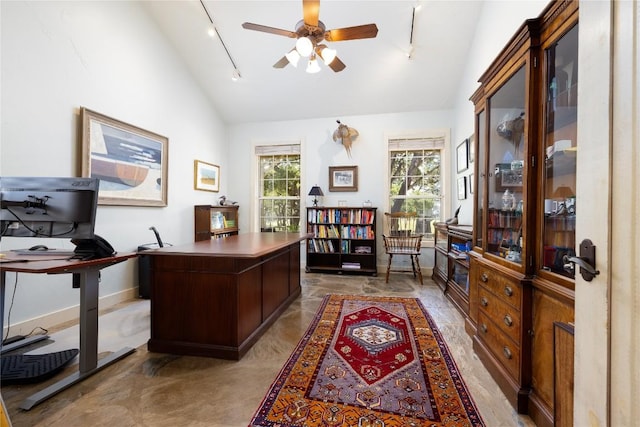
[146, 232, 310, 360]
[0, 252, 137, 410]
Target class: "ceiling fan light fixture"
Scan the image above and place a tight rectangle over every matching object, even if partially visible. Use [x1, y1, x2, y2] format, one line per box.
[317, 45, 337, 65]
[306, 55, 321, 73]
[285, 49, 301, 67]
[295, 36, 314, 57]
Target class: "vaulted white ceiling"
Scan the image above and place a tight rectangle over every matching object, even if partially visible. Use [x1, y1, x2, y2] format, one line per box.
[141, 1, 483, 124]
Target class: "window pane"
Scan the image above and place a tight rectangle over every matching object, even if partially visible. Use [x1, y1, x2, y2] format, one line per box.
[259, 153, 301, 232]
[388, 146, 443, 239]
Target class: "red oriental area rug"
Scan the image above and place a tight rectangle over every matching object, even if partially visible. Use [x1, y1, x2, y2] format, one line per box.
[249, 294, 484, 427]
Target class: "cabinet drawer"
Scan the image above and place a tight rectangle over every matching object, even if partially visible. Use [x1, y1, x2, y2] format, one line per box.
[478, 311, 521, 380]
[478, 286, 521, 343]
[476, 266, 521, 309]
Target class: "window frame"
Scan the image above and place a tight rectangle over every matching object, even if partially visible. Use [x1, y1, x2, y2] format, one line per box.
[385, 130, 450, 246]
[253, 142, 302, 233]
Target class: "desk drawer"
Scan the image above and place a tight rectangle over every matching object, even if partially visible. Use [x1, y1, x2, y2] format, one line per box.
[476, 266, 521, 309]
[478, 286, 521, 343]
[478, 311, 521, 380]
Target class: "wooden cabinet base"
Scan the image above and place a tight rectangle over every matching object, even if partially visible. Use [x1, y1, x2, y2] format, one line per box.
[473, 336, 530, 413]
[148, 288, 300, 360]
[147, 233, 307, 360]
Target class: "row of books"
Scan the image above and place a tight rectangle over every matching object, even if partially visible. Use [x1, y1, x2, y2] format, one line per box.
[308, 239, 337, 253]
[307, 208, 375, 225]
[307, 239, 373, 255]
[487, 209, 522, 229]
[341, 262, 361, 270]
[210, 212, 235, 230]
[309, 224, 340, 238]
[341, 225, 374, 240]
[487, 228, 520, 246]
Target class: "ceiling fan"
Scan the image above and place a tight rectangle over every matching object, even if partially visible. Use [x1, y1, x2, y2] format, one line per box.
[242, 0, 378, 73]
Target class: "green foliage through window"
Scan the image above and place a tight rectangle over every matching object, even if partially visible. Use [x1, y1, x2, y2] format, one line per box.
[259, 154, 301, 232]
[389, 149, 442, 238]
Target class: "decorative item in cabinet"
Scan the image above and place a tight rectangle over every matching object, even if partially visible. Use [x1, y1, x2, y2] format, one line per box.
[194, 205, 239, 241]
[305, 207, 377, 275]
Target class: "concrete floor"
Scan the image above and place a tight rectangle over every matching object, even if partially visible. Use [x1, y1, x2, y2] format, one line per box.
[1, 273, 536, 426]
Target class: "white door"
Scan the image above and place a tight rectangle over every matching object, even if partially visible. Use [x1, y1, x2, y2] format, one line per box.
[574, 1, 639, 425]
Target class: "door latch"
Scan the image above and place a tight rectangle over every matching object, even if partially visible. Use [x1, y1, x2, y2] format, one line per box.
[563, 239, 600, 282]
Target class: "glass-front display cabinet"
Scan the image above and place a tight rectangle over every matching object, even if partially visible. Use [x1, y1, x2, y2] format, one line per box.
[469, 1, 578, 425]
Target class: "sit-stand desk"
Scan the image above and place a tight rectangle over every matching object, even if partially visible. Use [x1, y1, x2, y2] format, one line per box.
[0, 252, 136, 410]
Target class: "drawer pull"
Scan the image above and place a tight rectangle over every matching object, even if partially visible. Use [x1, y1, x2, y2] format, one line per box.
[480, 273, 489, 283]
[481, 297, 488, 307]
[503, 314, 513, 327]
[504, 286, 513, 297]
[480, 323, 488, 334]
[503, 346, 513, 360]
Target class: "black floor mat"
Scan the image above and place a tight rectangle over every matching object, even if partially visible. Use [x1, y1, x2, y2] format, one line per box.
[1, 349, 79, 384]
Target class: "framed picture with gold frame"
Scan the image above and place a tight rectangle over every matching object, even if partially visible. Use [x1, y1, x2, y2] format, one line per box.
[194, 160, 220, 192]
[81, 107, 168, 206]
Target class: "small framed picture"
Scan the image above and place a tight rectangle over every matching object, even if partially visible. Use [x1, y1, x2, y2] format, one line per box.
[457, 139, 469, 173]
[457, 176, 467, 200]
[329, 165, 358, 192]
[194, 160, 220, 192]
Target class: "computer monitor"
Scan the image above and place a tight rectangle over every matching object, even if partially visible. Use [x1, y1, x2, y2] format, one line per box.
[0, 176, 99, 240]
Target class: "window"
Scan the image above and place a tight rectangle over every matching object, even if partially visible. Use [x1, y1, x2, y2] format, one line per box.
[256, 144, 301, 232]
[388, 136, 446, 240]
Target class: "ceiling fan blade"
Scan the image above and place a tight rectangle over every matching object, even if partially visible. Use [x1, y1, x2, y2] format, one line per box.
[327, 56, 346, 72]
[273, 56, 290, 69]
[302, 0, 320, 27]
[242, 22, 297, 38]
[325, 24, 379, 42]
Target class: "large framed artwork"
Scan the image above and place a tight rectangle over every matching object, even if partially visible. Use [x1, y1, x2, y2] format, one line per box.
[194, 160, 220, 192]
[329, 166, 358, 192]
[81, 107, 168, 206]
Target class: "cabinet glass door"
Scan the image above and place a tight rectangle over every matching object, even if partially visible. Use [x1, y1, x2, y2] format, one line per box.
[474, 109, 486, 249]
[541, 24, 578, 278]
[486, 66, 526, 264]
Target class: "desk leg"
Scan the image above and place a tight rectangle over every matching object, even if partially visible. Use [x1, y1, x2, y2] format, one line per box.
[19, 268, 135, 410]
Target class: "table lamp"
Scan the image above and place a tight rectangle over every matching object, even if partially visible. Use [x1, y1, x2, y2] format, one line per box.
[308, 185, 324, 207]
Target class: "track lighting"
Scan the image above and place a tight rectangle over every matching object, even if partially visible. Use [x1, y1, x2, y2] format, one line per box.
[200, 0, 241, 81]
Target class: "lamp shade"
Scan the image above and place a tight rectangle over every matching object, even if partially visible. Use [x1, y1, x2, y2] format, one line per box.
[308, 185, 324, 196]
[306, 56, 321, 74]
[308, 185, 323, 207]
[285, 49, 300, 67]
[295, 37, 313, 57]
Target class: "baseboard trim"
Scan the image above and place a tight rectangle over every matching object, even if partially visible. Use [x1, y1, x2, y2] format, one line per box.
[2, 287, 139, 338]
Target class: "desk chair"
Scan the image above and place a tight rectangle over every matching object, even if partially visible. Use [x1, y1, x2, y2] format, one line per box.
[382, 212, 424, 285]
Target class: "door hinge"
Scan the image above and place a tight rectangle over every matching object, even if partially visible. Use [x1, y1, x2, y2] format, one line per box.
[533, 56, 538, 68]
[531, 155, 536, 168]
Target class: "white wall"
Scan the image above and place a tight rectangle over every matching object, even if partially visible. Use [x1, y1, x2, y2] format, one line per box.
[450, 0, 549, 225]
[1, 0, 550, 333]
[227, 110, 453, 269]
[1, 1, 227, 331]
